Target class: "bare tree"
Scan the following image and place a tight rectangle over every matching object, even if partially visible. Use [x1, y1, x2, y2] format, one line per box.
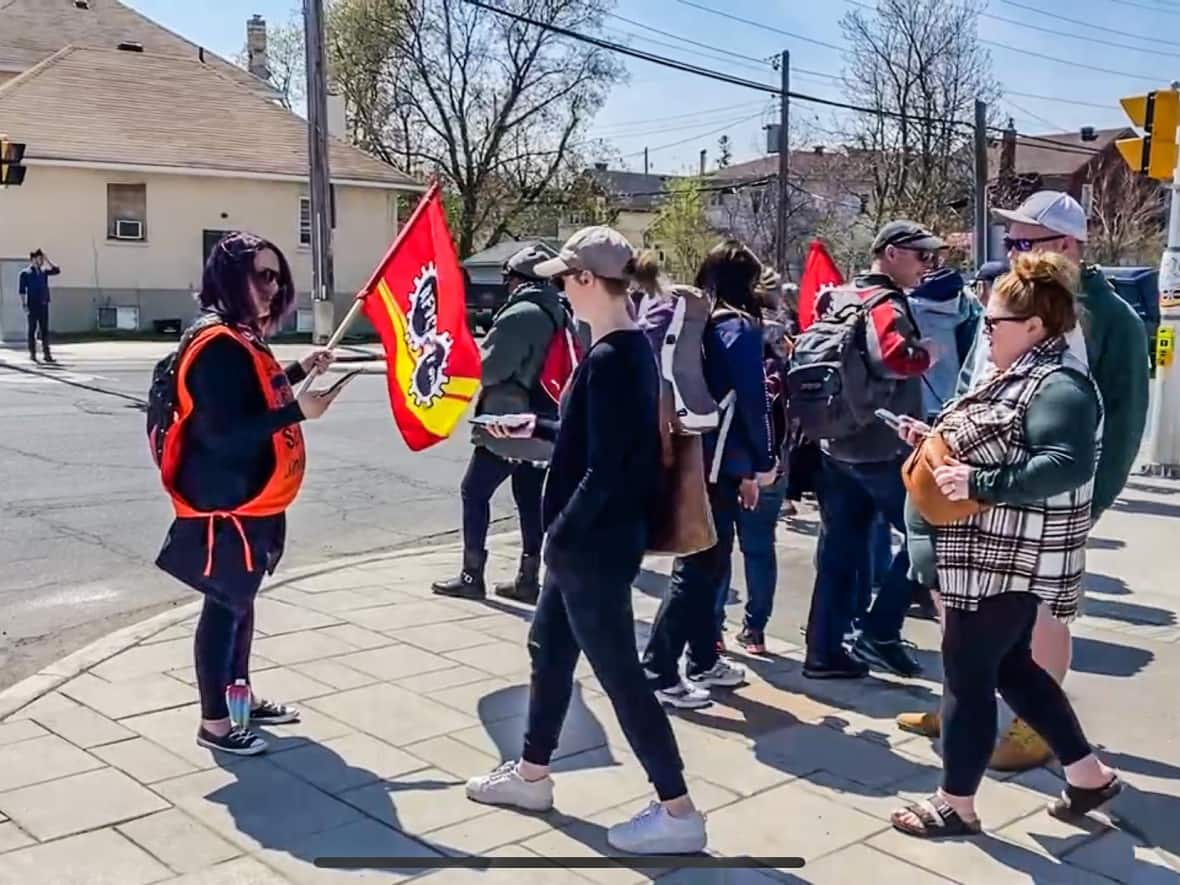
[1088, 161, 1167, 266]
[328, 0, 623, 257]
[840, 0, 999, 233]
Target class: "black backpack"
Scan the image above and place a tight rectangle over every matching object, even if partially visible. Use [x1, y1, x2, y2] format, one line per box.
[786, 286, 898, 441]
[146, 314, 222, 468]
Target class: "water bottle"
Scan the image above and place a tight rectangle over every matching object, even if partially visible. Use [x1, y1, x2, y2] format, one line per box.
[226, 679, 251, 729]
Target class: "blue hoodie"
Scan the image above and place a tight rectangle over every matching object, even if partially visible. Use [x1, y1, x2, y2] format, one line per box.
[906, 268, 980, 419]
[701, 310, 775, 482]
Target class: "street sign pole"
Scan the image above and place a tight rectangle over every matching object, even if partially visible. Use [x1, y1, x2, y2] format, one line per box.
[1145, 133, 1180, 476]
[304, 0, 335, 344]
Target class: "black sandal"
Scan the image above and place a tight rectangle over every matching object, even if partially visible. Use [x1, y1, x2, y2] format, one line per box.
[891, 795, 983, 839]
[1049, 775, 1122, 820]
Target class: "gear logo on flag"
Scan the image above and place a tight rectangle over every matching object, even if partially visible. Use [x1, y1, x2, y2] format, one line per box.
[409, 332, 453, 407]
[406, 263, 441, 350]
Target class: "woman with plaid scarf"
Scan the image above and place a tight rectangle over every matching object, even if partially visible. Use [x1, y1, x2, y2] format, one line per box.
[889, 252, 1120, 839]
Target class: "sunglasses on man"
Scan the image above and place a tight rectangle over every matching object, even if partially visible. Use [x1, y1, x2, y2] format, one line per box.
[1003, 234, 1064, 253]
[893, 245, 939, 266]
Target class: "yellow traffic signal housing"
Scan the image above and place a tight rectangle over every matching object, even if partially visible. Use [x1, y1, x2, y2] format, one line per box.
[1117, 90, 1180, 180]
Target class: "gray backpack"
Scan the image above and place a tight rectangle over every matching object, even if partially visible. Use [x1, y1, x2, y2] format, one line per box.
[786, 285, 898, 441]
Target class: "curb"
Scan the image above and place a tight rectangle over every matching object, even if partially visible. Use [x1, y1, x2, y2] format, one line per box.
[0, 537, 482, 721]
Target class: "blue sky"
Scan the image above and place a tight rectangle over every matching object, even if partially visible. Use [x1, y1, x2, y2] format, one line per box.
[127, 0, 1177, 175]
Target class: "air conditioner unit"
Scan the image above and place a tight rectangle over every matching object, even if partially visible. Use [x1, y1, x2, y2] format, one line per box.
[114, 219, 144, 240]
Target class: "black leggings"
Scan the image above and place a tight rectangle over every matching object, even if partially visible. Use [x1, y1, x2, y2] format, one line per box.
[942, 592, 1091, 797]
[462, 447, 545, 556]
[523, 562, 688, 801]
[195, 596, 255, 721]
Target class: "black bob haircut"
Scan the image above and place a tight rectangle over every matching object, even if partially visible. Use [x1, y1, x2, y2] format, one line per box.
[198, 232, 295, 333]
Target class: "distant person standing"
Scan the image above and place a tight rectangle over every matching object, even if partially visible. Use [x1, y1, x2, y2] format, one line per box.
[18, 250, 59, 363]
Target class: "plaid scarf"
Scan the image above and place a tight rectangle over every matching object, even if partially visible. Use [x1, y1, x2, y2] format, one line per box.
[934, 336, 1099, 620]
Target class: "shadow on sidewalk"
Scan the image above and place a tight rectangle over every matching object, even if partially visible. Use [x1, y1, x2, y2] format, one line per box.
[1112, 497, 1180, 520]
[1072, 637, 1154, 678]
[1084, 571, 1130, 595]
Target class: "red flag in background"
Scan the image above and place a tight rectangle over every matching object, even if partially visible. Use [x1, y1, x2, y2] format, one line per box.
[359, 184, 481, 451]
[797, 239, 844, 330]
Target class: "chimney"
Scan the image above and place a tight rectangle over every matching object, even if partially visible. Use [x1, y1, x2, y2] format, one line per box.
[699, 149, 707, 176]
[246, 15, 269, 81]
[1000, 118, 1017, 181]
[1080, 126, 1097, 142]
[813, 145, 825, 155]
[594, 161, 608, 171]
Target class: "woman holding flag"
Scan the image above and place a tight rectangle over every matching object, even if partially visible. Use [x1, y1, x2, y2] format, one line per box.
[155, 233, 342, 757]
[463, 225, 708, 856]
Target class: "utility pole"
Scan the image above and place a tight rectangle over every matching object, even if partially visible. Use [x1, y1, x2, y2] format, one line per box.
[776, 50, 790, 277]
[973, 99, 989, 267]
[644, 147, 649, 176]
[304, 0, 335, 344]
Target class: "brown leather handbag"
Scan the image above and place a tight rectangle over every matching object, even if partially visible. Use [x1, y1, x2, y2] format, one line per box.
[902, 432, 985, 527]
[648, 393, 718, 556]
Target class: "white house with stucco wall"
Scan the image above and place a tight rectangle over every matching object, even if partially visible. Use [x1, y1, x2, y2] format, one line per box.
[0, 1, 421, 341]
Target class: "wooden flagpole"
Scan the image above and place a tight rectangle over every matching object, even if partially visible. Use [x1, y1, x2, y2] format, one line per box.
[296, 181, 440, 396]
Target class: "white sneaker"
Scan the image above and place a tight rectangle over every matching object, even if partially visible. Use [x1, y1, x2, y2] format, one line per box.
[655, 679, 712, 709]
[607, 801, 707, 855]
[688, 659, 747, 688]
[466, 761, 554, 812]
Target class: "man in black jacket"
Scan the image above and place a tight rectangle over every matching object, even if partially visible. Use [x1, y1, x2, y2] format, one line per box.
[433, 245, 572, 604]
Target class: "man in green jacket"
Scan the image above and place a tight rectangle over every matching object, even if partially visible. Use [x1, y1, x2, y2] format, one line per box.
[900, 191, 1150, 770]
[433, 245, 573, 605]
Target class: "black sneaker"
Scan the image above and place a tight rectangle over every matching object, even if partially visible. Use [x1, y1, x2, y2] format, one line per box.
[848, 634, 921, 678]
[196, 725, 268, 756]
[250, 699, 300, 725]
[802, 653, 868, 680]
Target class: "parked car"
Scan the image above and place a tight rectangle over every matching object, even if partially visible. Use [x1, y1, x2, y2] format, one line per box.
[462, 238, 561, 334]
[1101, 266, 1161, 373]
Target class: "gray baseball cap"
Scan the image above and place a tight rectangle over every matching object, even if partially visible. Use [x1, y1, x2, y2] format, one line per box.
[871, 220, 945, 255]
[992, 190, 1088, 242]
[503, 243, 557, 281]
[534, 226, 636, 281]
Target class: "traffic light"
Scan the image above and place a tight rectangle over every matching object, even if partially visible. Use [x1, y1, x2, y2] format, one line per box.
[0, 137, 26, 187]
[1117, 90, 1180, 180]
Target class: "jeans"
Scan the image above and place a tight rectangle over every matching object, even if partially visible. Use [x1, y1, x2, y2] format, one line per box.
[461, 446, 545, 555]
[942, 593, 1092, 796]
[194, 595, 254, 720]
[523, 563, 688, 801]
[26, 302, 50, 358]
[644, 477, 739, 687]
[805, 454, 918, 664]
[870, 515, 893, 587]
[714, 475, 786, 634]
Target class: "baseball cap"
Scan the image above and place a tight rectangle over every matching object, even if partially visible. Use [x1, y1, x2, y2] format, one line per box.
[974, 260, 1009, 284]
[871, 220, 945, 255]
[992, 191, 1088, 242]
[534, 226, 636, 281]
[503, 243, 557, 281]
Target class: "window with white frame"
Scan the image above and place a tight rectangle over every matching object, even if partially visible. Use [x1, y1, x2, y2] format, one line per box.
[299, 196, 312, 246]
[107, 183, 147, 241]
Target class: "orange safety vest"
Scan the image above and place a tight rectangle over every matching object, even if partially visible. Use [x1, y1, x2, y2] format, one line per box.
[160, 324, 306, 577]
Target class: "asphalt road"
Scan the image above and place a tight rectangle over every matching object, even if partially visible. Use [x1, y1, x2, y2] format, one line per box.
[0, 342, 489, 689]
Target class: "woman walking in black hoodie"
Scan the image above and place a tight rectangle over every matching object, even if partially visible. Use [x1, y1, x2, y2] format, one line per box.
[463, 226, 708, 855]
[156, 233, 342, 756]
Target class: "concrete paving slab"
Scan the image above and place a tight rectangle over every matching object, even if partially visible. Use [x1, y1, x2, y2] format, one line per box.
[0, 733, 103, 792]
[33, 701, 135, 748]
[333, 644, 456, 682]
[268, 733, 428, 794]
[305, 683, 476, 747]
[0, 829, 172, 885]
[118, 808, 242, 874]
[0, 766, 169, 840]
[59, 671, 196, 719]
[94, 737, 200, 784]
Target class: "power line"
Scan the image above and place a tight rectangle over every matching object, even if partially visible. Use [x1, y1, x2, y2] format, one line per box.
[1103, 0, 1180, 16]
[618, 112, 766, 160]
[606, 13, 772, 66]
[1005, 98, 1067, 133]
[595, 107, 771, 140]
[674, 0, 844, 52]
[839, 0, 1161, 82]
[595, 101, 769, 132]
[1004, 90, 1117, 111]
[602, 26, 773, 77]
[980, 8, 1180, 59]
[1000, 0, 1180, 47]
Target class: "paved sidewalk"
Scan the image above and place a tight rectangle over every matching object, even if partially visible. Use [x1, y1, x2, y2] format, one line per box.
[0, 488, 1178, 884]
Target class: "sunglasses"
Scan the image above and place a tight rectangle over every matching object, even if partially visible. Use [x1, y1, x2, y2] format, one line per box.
[1003, 234, 1064, 253]
[253, 267, 281, 286]
[893, 245, 937, 265]
[983, 314, 1030, 335]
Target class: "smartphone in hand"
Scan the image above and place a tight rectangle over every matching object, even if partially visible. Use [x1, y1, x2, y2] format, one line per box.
[874, 408, 902, 431]
[322, 371, 360, 396]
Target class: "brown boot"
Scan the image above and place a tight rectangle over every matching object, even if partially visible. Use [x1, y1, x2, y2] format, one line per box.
[989, 719, 1053, 772]
[897, 710, 941, 738]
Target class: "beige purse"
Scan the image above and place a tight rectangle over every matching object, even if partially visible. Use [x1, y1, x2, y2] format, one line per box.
[648, 393, 717, 556]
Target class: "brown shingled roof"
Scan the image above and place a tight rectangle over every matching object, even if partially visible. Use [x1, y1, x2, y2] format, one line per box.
[0, 0, 271, 97]
[987, 128, 1132, 178]
[0, 46, 418, 187]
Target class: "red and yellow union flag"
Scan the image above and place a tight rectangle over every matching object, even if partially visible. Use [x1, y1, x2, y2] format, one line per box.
[360, 184, 481, 451]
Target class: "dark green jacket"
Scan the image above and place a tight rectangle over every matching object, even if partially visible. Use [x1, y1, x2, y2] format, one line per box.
[955, 264, 1149, 517]
[473, 281, 567, 460]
